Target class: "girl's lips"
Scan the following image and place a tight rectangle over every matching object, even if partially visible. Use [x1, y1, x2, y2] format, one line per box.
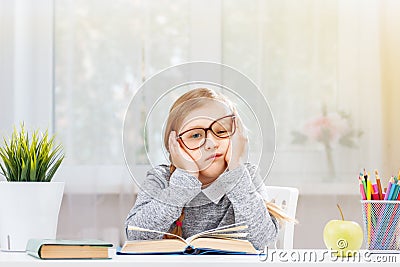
[206, 153, 223, 161]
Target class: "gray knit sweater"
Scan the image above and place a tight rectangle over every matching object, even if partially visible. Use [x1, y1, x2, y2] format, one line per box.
[125, 163, 278, 250]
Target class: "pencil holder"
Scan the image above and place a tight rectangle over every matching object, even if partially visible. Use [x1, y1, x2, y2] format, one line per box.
[361, 200, 400, 250]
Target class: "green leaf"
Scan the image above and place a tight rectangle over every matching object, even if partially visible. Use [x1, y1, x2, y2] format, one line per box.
[339, 131, 358, 148]
[21, 158, 29, 181]
[291, 131, 308, 144]
[45, 155, 64, 182]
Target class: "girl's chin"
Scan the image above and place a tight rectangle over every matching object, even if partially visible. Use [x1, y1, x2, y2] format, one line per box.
[199, 162, 227, 176]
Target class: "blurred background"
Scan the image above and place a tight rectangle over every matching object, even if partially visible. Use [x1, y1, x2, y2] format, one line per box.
[1, 0, 400, 248]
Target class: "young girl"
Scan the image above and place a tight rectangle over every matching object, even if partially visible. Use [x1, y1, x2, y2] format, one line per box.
[125, 88, 290, 250]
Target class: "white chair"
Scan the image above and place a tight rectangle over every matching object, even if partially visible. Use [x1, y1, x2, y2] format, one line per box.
[266, 186, 299, 249]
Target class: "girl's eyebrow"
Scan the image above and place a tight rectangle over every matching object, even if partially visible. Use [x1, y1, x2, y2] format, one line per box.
[180, 124, 206, 132]
[180, 120, 211, 132]
[180, 114, 233, 132]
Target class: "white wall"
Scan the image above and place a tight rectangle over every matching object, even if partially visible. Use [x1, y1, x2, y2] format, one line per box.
[295, 194, 363, 248]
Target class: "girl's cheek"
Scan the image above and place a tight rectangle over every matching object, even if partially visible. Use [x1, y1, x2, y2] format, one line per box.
[222, 140, 230, 152]
[188, 150, 203, 161]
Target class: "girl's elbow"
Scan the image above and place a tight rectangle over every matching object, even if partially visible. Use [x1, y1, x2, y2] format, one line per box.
[256, 219, 279, 250]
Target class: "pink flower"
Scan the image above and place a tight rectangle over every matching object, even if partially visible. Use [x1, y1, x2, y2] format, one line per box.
[303, 113, 348, 144]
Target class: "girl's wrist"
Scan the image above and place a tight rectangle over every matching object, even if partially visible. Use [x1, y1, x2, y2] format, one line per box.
[225, 165, 252, 197]
[191, 171, 199, 179]
[228, 157, 243, 170]
[228, 163, 239, 170]
[184, 170, 199, 178]
[171, 168, 201, 188]
[178, 168, 199, 179]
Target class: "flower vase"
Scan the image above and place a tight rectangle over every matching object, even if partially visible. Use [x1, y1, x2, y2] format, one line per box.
[324, 143, 336, 181]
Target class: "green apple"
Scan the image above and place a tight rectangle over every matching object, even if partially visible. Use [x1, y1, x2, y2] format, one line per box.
[323, 204, 363, 257]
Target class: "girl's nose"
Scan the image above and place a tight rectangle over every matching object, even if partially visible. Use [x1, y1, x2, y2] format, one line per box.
[204, 134, 219, 150]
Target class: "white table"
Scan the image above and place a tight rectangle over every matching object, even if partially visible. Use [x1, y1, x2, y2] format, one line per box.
[1, 249, 399, 266]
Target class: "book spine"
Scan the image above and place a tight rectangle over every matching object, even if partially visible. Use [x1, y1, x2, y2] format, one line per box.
[26, 249, 42, 259]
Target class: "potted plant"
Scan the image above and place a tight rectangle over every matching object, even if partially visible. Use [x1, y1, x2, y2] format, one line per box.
[0, 124, 65, 251]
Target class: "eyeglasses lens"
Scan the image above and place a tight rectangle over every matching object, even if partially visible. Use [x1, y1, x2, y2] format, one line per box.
[180, 116, 235, 150]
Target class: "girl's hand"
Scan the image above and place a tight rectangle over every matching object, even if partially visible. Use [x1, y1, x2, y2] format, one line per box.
[225, 118, 248, 170]
[169, 131, 199, 177]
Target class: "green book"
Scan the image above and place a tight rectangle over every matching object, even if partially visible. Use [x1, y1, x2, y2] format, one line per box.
[26, 239, 113, 259]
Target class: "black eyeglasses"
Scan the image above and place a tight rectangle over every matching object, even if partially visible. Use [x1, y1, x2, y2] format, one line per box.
[176, 115, 236, 150]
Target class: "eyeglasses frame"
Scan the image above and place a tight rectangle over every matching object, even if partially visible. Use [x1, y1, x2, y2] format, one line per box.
[176, 114, 236, 150]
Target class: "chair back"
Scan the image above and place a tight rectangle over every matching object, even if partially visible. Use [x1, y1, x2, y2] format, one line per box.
[266, 186, 299, 249]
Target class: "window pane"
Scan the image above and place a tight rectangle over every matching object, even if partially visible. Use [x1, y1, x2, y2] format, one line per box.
[54, 0, 190, 165]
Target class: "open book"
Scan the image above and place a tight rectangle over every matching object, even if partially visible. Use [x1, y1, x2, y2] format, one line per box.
[119, 223, 257, 255]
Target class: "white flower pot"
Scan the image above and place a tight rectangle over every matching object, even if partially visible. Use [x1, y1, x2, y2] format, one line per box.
[0, 182, 64, 251]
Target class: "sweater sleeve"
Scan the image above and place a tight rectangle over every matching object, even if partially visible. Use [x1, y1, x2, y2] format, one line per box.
[225, 165, 279, 250]
[125, 166, 202, 240]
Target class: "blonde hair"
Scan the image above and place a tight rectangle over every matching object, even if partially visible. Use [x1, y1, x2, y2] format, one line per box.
[163, 88, 296, 239]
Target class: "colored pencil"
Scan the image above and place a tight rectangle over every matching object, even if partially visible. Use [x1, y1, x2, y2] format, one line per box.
[372, 184, 379, 200]
[384, 177, 394, 200]
[388, 179, 397, 200]
[366, 177, 373, 200]
[392, 181, 400, 200]
[366, 176, 372, 246]
[380, 179, 399, 248]
[359, 178, 367, 200]
[360, 173, 367, 197]
[381, 202, 398, 248]
[381, 183, 400, 248]
[375, 169, 383, 200]
[364, 169, 368, 193]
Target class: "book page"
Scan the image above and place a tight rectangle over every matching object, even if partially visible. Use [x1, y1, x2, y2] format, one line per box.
[186, 222, 248, 243]
[199, 232, 249, 239]
[40, 245, 110, 259]
[121, 239, 188, 254]
[127, 226, 187, 244]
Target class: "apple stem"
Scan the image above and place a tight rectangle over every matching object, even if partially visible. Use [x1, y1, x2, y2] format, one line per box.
[337, 204, 345, 220]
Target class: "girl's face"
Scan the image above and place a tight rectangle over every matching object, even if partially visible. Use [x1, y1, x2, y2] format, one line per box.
[177, 101, 233, 178]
